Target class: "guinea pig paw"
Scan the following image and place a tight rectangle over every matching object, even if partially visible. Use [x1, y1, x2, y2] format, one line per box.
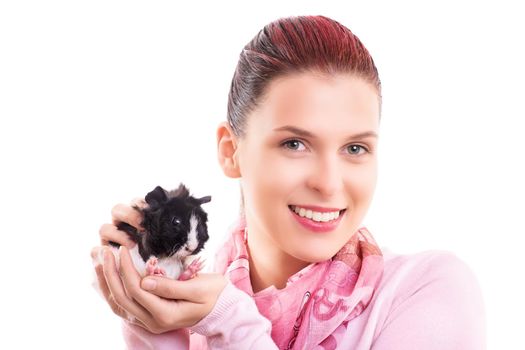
[152, 267, 166, 276]
[178, 257, 205, 281]
[145, 257, 166, 276]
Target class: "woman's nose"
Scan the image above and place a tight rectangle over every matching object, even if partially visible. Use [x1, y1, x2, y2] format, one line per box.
[306, 154, 344, 197]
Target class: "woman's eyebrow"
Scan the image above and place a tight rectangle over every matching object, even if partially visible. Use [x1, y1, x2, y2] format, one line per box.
[273, 125, 378, 140]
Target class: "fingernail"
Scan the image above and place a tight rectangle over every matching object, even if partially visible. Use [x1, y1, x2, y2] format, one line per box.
[142, 279, 156, 291]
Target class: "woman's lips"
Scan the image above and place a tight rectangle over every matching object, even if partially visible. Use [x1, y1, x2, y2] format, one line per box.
[289, 206, 346, 233]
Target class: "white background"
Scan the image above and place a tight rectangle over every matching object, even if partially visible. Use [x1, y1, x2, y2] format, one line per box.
[1, 1, 523, 349]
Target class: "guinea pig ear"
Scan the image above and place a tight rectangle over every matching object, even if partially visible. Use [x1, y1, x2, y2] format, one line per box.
[169, 183, 190, 199]
[196, 195, 211, 205]
[145, 186, 168, 206]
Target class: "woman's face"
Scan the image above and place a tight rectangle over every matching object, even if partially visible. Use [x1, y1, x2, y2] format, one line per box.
[235, 72, 380, 264]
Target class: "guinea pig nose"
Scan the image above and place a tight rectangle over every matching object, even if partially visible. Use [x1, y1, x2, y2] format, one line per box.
[171, 216, 182, 226]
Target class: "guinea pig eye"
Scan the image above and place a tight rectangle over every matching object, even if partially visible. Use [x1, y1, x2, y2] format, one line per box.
[171, 216, 182, 226]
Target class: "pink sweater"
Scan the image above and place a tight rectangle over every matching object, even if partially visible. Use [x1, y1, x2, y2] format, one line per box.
[122, 248, 486, 349]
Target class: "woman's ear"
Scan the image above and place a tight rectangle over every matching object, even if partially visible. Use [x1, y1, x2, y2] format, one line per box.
[217, 121, 241, 178]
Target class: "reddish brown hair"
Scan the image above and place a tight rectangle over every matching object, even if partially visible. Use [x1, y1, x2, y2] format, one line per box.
[227, 15, 382, 138]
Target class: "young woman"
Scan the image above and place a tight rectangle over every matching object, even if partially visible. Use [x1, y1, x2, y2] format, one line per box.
[92, 15, 486, 349]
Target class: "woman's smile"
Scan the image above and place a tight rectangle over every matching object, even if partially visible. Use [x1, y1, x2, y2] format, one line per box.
[288, 204, 347, 233]
[288, 205, 345, 222]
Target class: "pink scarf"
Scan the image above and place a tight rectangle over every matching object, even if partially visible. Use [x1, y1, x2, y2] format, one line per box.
[213, 217, 384, 350]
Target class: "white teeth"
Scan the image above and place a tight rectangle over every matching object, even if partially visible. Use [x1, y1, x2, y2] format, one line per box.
[291, 205, 342, 223]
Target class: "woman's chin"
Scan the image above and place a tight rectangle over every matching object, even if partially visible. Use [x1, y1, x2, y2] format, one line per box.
[288, 245, 341, 264]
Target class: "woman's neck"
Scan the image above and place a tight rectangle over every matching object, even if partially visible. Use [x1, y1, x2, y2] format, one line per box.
[246, 229, 309, 293]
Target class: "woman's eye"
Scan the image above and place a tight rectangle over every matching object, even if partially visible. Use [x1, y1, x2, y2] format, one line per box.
[347, 144, 368, 155]
[282, 139, 306, 151]
[281, 139, 369, 156]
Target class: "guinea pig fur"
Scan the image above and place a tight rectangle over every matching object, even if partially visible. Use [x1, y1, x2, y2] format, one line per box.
[93, 183, 211, 285]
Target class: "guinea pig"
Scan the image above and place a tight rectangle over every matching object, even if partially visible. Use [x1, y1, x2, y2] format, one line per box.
[93, 183, 211, 283]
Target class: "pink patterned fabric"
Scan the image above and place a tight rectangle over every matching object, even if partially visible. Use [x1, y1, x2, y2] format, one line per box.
[212, 217, 384, 350]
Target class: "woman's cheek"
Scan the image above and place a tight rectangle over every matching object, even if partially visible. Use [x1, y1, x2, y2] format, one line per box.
[269, 157, 307, 193]
[348, 161, 378, 208]
[242, 153, 289, 205]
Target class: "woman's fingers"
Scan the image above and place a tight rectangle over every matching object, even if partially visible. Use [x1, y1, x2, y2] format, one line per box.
[102, 248, 154, 325]
[136, 271, 228, 328]
[94, 263, 113, 304]
[140, 275, 204, 301]
[91, 246, 103, 264]
[128, 316, 149, 330]
[101, 197, 147, 248]
[117, 246, 162, 308]
[92, 246, 162, 333]
[95, 263, 126, 318]
[117, 246, 184, 330]
[111, 203, 144, 231]
[130, 197, 147, 210]
[141, 272, 227, 302]
[105, 247, 228, 331]
[99, 223, 136, 248]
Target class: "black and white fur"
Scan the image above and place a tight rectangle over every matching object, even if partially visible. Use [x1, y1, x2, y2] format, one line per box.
[93, 183, 211, 281]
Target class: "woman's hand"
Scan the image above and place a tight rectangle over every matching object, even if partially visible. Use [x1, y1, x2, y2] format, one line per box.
[91, 197, 147, 323]
[101, 246, 228, 334]
[98, 197, 147, 248]
[91, 197, 146, 262]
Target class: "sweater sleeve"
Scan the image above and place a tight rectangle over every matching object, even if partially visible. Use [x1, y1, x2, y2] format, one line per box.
[121, 282, 277, 350]
[189, 282, 279, 350]
[371, 252, 486, 350]
[122, 320, 190, 349]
